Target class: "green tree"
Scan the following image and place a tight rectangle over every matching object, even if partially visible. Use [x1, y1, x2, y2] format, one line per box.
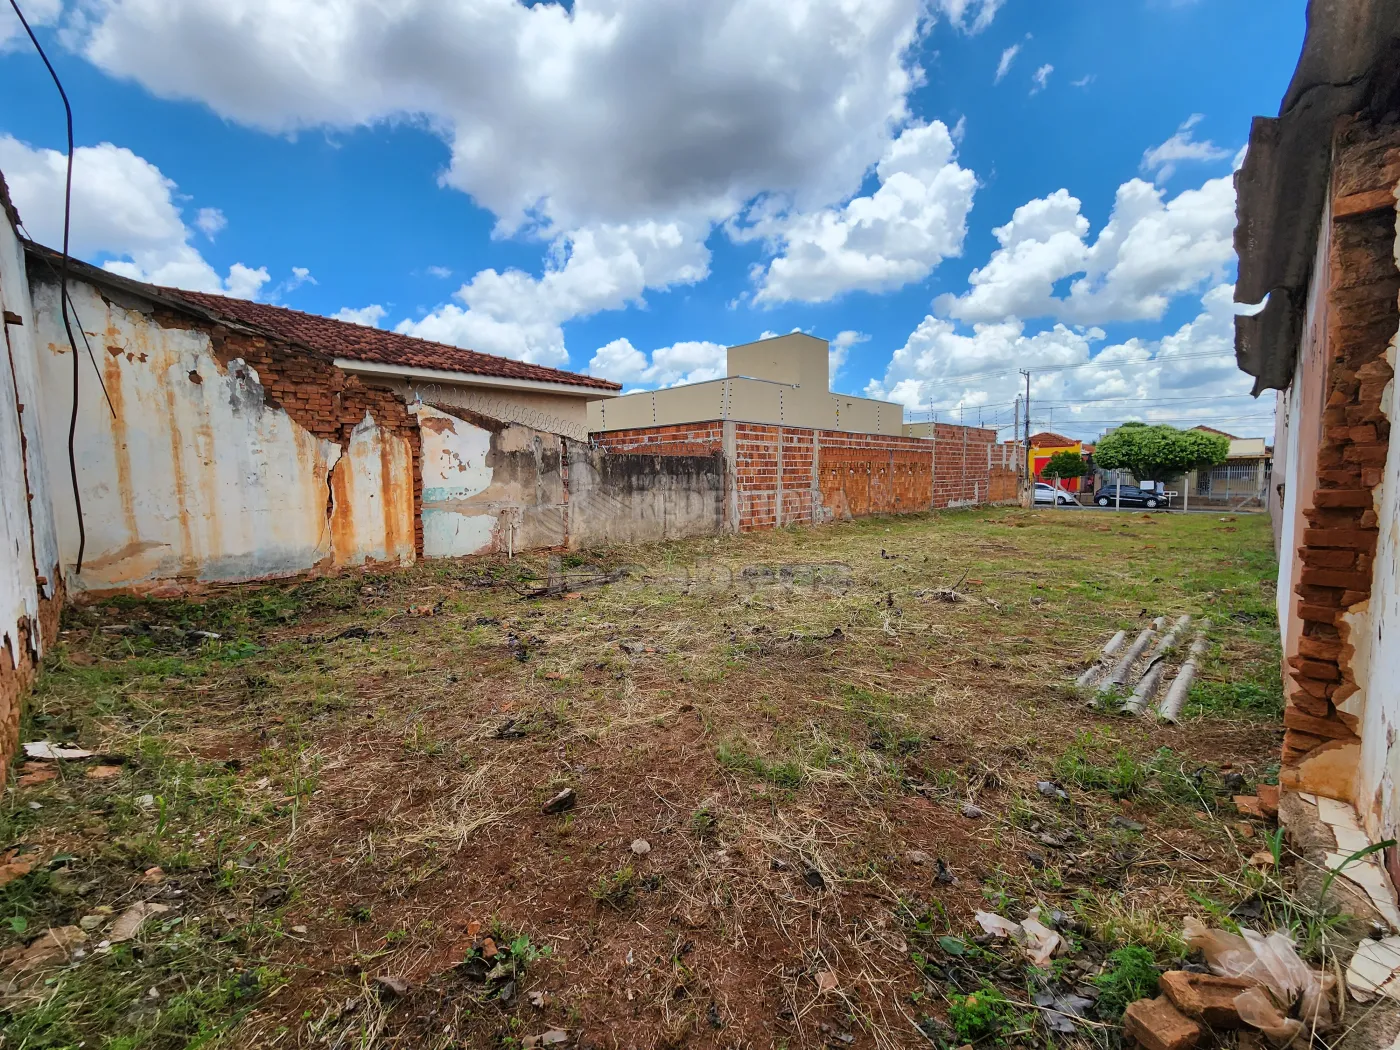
[1093, 422, 1229, 484]
[1040, 450, 1089, 484]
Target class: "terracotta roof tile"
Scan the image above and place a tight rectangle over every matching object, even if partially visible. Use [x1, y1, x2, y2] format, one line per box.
[1028, 431, 1078, 448]
[162, 288, 620, 392]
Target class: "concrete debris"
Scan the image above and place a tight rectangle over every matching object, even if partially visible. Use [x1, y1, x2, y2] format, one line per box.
[1347, 935, 1400, 1001]
[630, 839, 651, 856]
[1157, 623, 1211, 724]
[22, 742, 93, 761]
[108, 902, 172, 943]
[1098, 618, 1165, 694]
[374, 975, 411, 998]
[542, 788, 576, 815]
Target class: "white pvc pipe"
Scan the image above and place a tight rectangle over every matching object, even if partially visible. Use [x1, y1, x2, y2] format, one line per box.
[1157, 623, 1211, 724]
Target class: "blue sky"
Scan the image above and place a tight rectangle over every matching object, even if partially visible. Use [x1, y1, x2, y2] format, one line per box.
[1, 0, 1305, 439]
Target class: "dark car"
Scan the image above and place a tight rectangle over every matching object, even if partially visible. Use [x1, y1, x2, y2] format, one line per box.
[1093, 485, 1166, 509]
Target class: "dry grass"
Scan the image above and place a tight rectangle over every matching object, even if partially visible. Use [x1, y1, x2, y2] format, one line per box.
[1, 507, 1287, 1048]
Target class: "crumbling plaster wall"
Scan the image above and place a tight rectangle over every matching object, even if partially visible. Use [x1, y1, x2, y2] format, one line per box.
[1354, 207, 1400, 849]
[1281, 120, 1399, 805]
[417, 403, 567, 556]
[1, 192, 60, 781]
[29, 275, 418, 594]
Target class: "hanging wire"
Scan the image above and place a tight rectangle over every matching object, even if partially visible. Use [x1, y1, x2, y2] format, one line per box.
[21, 241, 115, 418]
[9, 0, 86, 572]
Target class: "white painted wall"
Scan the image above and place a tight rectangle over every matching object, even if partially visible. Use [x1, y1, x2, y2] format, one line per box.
[30, 276, 414, 592]
[0, 197, 51, 667]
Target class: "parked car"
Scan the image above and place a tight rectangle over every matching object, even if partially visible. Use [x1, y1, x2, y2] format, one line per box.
[1093, 485, 1166, 509]
[1033, 482, 1078, 505]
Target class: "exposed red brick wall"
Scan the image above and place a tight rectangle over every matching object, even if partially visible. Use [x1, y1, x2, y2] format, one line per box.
[1282, 118, 1399, 780]
[593, 420, 1001, 533]
[0, 567, 61, 790]
[155, 311, 426, 558]
[592, 423, 725, 459]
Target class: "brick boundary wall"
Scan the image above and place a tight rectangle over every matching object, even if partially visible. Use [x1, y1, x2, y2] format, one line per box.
[154, 309, 427, 559]
[593, 420, 1001, 532]
[1283, 118, 1399, 780]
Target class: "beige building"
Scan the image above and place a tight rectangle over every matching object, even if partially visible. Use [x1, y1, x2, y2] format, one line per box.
[588, 333, 904, 436]
[1187, 425, 1270, 505]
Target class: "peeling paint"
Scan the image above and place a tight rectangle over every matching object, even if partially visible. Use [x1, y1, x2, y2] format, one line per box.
[31, 279, 361, 591]
[417, 404, 566, 557]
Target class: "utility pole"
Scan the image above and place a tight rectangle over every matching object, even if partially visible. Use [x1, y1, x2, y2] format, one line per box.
[1019, 369, 1031, 503]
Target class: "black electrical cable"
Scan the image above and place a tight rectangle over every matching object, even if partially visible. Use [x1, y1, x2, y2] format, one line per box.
[8, 0, 85, 573]
[21, 240, 116, 418]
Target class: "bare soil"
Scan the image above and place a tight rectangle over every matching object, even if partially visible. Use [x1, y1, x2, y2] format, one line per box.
[1, 507, 1285, 1049]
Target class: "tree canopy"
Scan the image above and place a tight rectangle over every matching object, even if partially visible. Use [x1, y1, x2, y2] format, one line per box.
[1092, 423, 1229, 482]
[1040, 450, 1089, 481]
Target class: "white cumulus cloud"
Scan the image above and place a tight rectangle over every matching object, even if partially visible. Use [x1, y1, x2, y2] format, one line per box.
[742, 122, 977, 304]
[588, 337, 728, 390]
[0, 0, 60, 49]
[1140, 114, 1232, 183]
[0, 134, 275, 299]
[194, 206, 226, 238]
[868, 282, 1268, 439]
[397, 222, 710, 366]
[1030, 63, 1053, 95]
[936, 171, 1236, 326]
[61, 0, 1008, 361]
[333, 304, 387, 328]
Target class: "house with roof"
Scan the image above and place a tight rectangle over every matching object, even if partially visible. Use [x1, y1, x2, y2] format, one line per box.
[1185, 425, 1271, 507]
[1027, 431, 1087, 494]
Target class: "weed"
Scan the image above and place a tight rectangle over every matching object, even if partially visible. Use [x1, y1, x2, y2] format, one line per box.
[1186, 679, 1283, 719]
[591, 865, 638, 909]
[1054, 735, 1146, 798]
[715, 741, 803, 789]
[947, 983, 1028, 1045]
[1093, 945, 1160, 1019]
[690, 805, 719, 840]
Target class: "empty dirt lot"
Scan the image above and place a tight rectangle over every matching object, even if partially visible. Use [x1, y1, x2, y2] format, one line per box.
[1, 507, 1287, 1048]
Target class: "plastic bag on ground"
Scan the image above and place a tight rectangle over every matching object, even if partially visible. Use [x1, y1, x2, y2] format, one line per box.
[1184, 918, 1335, 1040]
[974, 911, 1020, 938]
[1233, 986, 1305, 1048]
[1020, 906, 1064, 968]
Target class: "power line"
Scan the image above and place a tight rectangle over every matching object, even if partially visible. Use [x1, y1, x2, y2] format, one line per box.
[9, 0, 86, 573]
[919, 349, 1234, 390]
